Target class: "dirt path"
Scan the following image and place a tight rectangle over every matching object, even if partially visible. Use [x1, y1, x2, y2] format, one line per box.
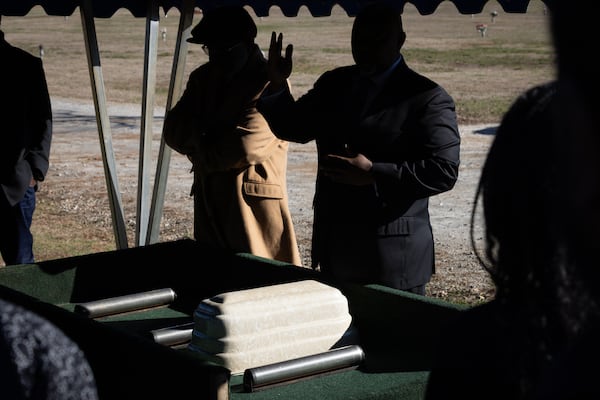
[43, 98, 496, 304]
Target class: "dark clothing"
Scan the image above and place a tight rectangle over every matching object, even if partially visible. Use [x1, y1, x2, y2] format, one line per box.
[426, 300, 600, 400]
[0, 32, 52, 265]
[426, 81, 598, 399]
[425, 301, 529, 400]
[0, 298, 99, 400]
[0, 186, 35, 264]
[534, 322, 600, 400]
[258, 58, 460, 291]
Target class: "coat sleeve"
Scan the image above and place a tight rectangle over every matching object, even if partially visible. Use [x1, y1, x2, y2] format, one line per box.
[164, 68, 283, 175]
[163, 73, 205, 156]
[257, 80, 319, 144]
[196, 108, 282, 174]
[25, 57, 52, 182]
[371, 86, 461, 201]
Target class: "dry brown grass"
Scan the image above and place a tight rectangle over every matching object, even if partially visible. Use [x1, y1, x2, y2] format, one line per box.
[2, 1, 554, 120]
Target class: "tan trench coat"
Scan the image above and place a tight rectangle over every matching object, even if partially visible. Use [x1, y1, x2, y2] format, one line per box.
[163, 45, 301, 266]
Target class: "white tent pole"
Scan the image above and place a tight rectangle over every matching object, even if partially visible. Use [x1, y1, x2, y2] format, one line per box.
[135, 0, 160, 246]
[146, 0, 195, 244]
[80, 0, 129, 249]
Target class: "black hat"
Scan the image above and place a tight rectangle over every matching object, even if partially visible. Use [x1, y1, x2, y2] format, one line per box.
[187, 6, 257, 46]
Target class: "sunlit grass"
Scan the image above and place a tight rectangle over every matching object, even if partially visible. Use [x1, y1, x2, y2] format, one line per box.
[1, 1, 553, 125]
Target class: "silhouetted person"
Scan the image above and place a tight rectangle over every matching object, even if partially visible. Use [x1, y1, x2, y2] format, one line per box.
[0, 28, 52, 266]
[425, 81, 561, 399]
[531, 1, 600, 397]
[163, 6, 301, 265]
[426, 1, 600, 398]
[258, 2, 460, 294]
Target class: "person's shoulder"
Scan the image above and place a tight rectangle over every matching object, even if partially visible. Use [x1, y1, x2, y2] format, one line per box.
[391, 61, 449, 95]
[311, 65, 357, 90]
[318, 65, 357, 81]
[504, 80, 557, 127]
[0, 45, 41, 78]
[517, 80, 557, 108]
[189, 63, 210, 78]
[6, 44, 39, 63]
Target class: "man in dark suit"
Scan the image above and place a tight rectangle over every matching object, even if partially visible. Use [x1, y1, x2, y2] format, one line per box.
[258, 2, 460, 294]
[0, 27, 52, 265]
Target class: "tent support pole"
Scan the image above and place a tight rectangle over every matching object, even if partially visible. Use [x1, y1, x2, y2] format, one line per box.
[135, 0, 160, 246]
[146, 0, 195, 244]
[80, 0, 128, 249]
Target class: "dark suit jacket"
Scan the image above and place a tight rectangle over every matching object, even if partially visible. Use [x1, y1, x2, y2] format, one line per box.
[0, 33, 52, 206]
[258, 57, 460, 290]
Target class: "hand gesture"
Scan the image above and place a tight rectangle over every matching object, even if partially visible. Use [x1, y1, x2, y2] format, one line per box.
[321, 153, 374, 186]
[266, 31, 293, 92]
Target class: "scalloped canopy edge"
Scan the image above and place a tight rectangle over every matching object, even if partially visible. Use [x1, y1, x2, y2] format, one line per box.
[0, 0, 552, 18]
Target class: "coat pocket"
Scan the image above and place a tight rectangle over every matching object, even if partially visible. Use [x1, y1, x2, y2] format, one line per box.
[242, 160, 284, 199]
[376, 217, 413, 236]
[243, 182, 283, 199]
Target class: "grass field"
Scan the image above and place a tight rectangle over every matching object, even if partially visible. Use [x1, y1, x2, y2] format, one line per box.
[2, 0, 554, 124]
[0, 2, 554, 304]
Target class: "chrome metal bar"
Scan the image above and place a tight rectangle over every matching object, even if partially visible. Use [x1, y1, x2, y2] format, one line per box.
[151, 322, 194, 346]
[243, 345, 365, 392]
[74, 288, 176, 318]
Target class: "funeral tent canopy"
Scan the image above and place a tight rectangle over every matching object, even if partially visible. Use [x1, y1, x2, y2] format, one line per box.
[0, 0, 551, 249]
[0, 0, 550, 17]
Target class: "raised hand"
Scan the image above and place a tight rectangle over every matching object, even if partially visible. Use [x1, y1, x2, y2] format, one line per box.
[266, 31, 294, 92]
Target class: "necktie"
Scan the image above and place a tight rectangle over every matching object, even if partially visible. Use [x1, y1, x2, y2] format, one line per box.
[352, 77, 375, 117]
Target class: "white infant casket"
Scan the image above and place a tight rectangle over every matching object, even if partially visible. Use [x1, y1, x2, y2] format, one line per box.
[188, 280, 355, 374]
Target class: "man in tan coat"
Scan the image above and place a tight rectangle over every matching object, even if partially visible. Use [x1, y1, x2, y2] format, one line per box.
[163, 6, 301, 265]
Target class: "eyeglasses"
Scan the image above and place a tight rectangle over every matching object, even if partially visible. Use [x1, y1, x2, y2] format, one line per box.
[201, 42, 244, 56]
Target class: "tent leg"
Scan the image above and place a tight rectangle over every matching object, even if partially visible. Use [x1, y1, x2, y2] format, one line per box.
[146, 0, 195, 245]
[80, 0, 128, 249]
[135, 0, 160, 246]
